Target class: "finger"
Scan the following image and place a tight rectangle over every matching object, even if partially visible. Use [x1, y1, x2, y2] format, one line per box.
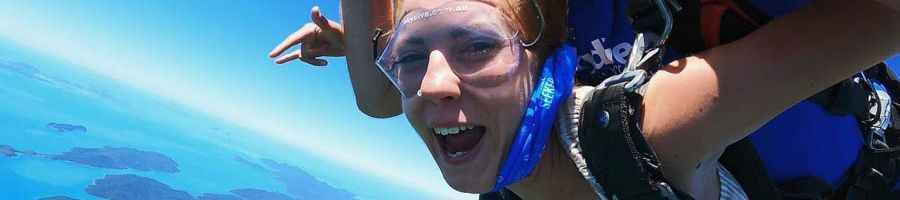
[275, 49, 327, 66]
[310, 6, 331, 32]
[274, 49, 301, 64]
[268, 24, 316, 58]
[310, 6, 344, 44]
[299, 57, 328, 66]
[301, 47, 325, 58]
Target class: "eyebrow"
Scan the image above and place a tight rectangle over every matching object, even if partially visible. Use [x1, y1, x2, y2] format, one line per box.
[450, 27, 473, 39]
[398, 37, 425, 47]
[395, 26, 501, 47]
[450, 25, 506, 40]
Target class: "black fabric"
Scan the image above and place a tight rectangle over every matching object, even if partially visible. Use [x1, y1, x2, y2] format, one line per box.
[479, 188, 521, 200]
[777, 177, 834, 200]
[875, 63, 900, 99]
[718, 138, 781, 200]
[807, 79, 870, 117]
[833, 149, 898, 200]
[716, 0, 770, 47]
[679, 0, 768, 54]
[639, 0, 772, 55]
[627, 0, 708, 57]
[578, 82, 693, 200]
[807, 63, 900, 200]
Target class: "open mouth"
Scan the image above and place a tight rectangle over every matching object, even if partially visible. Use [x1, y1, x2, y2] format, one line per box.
[433, 125, 487, 164]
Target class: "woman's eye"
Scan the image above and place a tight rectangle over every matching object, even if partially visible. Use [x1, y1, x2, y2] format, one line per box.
[463, 42, 497, 58]
[394, 52, 428, 76]
[397, 53, 426, 64]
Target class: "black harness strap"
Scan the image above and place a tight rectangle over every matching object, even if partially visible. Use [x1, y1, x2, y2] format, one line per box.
[627, 1, 780, 199]
[807, 79, 869, 117]
[777, 176, 835, 199]
[835, 149, 898, 200]
[573, 1, 695, 199]
[578, 82, 692, 200]
[808, 65, 886, 118]
[479, 188, 522, 200]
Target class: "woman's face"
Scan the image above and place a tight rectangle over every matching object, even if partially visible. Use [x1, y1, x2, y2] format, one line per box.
[382, 0, 536, 193]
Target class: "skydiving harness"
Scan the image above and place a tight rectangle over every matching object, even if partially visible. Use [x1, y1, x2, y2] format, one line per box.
[576, 0, 694, 199]
[479, 0, 900, 199]
[575, 0, 900, 199]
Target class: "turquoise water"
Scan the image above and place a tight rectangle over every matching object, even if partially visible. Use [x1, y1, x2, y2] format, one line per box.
[0, 51, 282, 198]
[0, 38, 429, 199]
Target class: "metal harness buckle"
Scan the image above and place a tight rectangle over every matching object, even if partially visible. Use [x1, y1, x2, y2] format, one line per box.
[858, 74, 893, 150]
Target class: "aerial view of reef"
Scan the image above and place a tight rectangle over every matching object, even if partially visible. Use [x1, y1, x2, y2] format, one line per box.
[4, 141, 354, 200]
[0, 1, 477, 198]
[0, 46, 378, 199]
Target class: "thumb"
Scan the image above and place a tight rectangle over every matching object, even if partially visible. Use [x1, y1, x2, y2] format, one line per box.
[310, 6, 331, 31]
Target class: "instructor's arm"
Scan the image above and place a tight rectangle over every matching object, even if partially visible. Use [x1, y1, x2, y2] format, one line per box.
[341, 0, 403, 118]
[641, 0, 900, 197]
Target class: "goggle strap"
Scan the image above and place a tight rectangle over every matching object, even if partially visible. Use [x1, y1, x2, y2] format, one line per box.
[372, 27, 383, 62]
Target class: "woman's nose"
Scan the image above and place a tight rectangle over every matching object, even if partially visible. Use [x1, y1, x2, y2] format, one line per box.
[419, 50, 461, 104]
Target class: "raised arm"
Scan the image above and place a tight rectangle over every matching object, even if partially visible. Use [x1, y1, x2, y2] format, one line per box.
[340, 0, 403, 118]
[641, 0, 900, 196]
[269, 1, 402, 118]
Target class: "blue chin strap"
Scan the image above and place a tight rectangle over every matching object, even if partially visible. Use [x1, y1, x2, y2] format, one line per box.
[491, 44, 576, 192]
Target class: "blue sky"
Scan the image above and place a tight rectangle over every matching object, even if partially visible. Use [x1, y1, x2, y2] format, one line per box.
[0, 1, 473, 199]
[0, 1, 897, 200]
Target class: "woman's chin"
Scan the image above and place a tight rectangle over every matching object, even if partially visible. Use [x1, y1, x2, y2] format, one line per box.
[444, 175, 495, 194]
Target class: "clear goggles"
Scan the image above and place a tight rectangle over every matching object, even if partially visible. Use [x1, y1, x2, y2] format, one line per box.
[376, 0, 526, 98]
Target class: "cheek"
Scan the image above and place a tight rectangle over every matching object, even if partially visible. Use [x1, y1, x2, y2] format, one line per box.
[484, 62, 534, 125]
[469, 64, 534, 149]
[400, 99, 427, 138]
[401, 98, 429, 136]
[401, 98, 448, 163]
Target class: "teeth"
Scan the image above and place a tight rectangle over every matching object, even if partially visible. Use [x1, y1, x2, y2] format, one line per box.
[433, 127, 447, 136]
[449, 151, 468, 158]
[448, 126, 459, 134]
[433, 125, 475, 136]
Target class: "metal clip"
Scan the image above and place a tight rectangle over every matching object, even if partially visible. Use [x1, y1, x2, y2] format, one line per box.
[598, 69, 648, 93]
[657, 182, 678, 200]
[651, 0, 676, 48]
[621, 0, 678, 74]
[858, 74, 893, 149]
[372, 28, 384, 62]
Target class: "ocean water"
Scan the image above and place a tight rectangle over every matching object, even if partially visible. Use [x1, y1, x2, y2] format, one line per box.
[0, 38, 426, 200]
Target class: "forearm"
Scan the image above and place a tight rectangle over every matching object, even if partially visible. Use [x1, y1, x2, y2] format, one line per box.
[695, 0, 900, 148]
[340, 0, 402, 118]
[641, 0, 900, 194]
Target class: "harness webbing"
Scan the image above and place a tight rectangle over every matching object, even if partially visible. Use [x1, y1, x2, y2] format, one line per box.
[579, 80, 692, 200]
